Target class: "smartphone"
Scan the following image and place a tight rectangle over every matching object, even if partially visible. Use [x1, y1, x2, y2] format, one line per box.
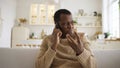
[55, 23, 61, 29]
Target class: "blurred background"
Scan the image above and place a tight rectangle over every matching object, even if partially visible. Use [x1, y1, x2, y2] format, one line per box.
[0, 0, 120, 49]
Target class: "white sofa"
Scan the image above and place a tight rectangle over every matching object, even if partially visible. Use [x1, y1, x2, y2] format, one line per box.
[0, 48, 120, 68]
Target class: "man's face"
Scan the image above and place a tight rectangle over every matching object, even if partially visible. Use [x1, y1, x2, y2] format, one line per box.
[59, 14, 74, 35]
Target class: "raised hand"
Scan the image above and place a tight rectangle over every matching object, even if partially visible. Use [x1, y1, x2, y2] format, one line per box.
[51, 28, 62, 51]
[66, 32, 84, 55]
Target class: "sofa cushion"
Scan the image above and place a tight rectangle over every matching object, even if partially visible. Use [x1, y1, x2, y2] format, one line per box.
[0, 48, 120, 68]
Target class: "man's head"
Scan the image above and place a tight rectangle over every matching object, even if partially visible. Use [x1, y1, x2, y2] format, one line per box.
[54, 9, 74, 36]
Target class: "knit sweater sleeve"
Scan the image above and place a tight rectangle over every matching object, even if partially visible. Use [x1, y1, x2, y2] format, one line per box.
[35, 36, 56, 68]
[77, 34, 97, 68]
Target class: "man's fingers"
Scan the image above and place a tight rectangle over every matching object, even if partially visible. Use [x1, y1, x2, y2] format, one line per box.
[53, 28, 62, 37]
[74, 32, 80, 39]
[74, 32, 80, 43]
[66, 34, 78, 50]
[56, 32, 62, 37]
[66, 37, 72, 44]
[66, 35, 75, 48]
[59, 32, 62, 37]
[66, 34, 77, 44]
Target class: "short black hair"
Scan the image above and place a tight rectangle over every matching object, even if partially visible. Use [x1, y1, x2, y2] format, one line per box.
[54, 9, 71, 24]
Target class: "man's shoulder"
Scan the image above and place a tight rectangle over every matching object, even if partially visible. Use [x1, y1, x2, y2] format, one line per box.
[43, 34, 52, 41]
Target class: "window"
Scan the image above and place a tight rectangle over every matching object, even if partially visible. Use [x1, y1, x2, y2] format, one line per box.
[102, 0, 120, 38]
[30, 4, 55, 25]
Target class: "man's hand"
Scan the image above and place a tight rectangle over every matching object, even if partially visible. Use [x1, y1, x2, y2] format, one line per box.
[51, 28, 62, 51]
[66, 32, 84, 56]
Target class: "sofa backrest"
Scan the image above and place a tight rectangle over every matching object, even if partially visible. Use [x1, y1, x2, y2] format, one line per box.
[0, 48, 120, 68]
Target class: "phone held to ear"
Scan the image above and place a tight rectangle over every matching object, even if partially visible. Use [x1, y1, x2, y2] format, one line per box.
[55, 23, 60, 29]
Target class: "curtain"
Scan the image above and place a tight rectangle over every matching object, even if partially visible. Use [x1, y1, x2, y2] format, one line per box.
[102, 0, 120, 38]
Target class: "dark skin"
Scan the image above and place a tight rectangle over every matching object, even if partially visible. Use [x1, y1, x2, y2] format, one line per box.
[51, 14, 84, 55]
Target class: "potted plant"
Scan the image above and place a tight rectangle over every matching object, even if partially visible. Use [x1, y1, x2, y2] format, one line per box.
[73, 20, 77, 24]
[17, 18, 27, 26]
[104, 32, 110, 38]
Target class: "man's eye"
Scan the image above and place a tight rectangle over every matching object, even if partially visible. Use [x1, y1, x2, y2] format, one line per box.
[62, 23, 67, 26]
[61, 21, 73, 26]
[64, 24, 68, 26]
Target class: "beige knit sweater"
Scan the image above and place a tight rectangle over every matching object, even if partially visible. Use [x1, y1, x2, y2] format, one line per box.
[35, 33, 96, 68]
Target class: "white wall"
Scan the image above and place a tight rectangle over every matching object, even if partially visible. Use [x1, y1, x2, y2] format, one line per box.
[0, 0, 102, 47]
[16, 0, 60, 36]
[16, 0, 41, 25]
[16, 0, 102, 20]
[60, 0, 102, 16]
[60, 0, 102, 40]
[0, 0, 16, 47]
[16, 0, 102, 37]
[16, 0, 60, 25]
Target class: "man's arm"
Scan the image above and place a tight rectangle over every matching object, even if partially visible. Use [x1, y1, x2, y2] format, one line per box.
[35, 28, 62, 68]
[77, 34, 97, 68]
[35, 37, 56, 68]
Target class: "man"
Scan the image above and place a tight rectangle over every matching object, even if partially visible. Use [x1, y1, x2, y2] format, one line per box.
[35, 9, 96, 68]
